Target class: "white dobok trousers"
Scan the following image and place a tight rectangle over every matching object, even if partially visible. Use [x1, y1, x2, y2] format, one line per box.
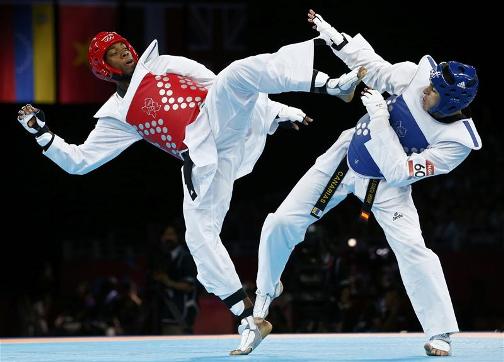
[183, 40, 314, 301]
[256, 131, 459, 337]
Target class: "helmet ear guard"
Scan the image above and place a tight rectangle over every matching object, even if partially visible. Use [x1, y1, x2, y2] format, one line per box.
[429, 61, 479, 117]
[88, 31, 139, 82]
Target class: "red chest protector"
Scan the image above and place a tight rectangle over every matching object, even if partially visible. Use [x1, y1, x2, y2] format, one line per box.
[126, 73, 208, 160]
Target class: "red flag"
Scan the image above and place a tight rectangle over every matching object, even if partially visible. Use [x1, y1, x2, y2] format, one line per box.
[58, 3, 117, 103]
[0, 5, 16, 102]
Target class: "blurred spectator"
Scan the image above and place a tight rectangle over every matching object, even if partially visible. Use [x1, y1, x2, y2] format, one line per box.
[53, 277, 144, 336]
[17, 294, 50, 336]
[16, 262, 56, 336]
[146, 222, 198, 334]
[287, 225, 336, 332]
[115, 278, 144, 334]
[53, 281, 95, 336]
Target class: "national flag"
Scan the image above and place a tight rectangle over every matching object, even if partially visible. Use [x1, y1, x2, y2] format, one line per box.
[0, 3, 56, 104]
[58, 2, 117, 103]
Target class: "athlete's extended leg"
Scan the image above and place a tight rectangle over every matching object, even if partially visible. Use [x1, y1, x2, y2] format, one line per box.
[372, 186, 458, 356]
[228, 166, 352, 356]
[208, 39, 364, 134]
[256, 166, 351, 302]
[255, 130, 354, 303]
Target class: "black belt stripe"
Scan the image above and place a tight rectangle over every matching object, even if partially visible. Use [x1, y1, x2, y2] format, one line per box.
[310, 158, 381, 222]
[310, 161, 349, 219]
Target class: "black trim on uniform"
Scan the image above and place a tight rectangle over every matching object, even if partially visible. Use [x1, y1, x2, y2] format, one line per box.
[310, 69, 328, 94]
[313, 38, 326, 47]
[238, 306, 253, 320]
[42, 133, 55, 152]
[331, 36, 349, 51]
[222, 288, 248, 308]
[310, 69, 318, 91]
[182, 151, 197, 201]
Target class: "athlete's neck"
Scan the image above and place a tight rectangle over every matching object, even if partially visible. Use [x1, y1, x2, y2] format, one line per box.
[430, 109, 466, 123]
[116, 80, 130, 98]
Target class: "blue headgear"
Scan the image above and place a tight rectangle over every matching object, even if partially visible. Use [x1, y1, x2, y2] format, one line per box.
[429, 61, 479, 116]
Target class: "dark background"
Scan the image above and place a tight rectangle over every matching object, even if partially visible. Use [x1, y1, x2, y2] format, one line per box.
[1, 0, 502, 336]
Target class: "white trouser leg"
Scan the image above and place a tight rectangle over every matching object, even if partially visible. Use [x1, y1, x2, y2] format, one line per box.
[223, 39, 315, 95]
[182, 143, 244, 298]
[206, 39, 315, 134]
[372, 187, 459, 337]
[256, 166, 352, 296]
[183, 40, 315, 303]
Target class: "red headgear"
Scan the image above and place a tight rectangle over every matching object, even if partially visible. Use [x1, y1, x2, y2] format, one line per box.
[88, 31, 139, 82]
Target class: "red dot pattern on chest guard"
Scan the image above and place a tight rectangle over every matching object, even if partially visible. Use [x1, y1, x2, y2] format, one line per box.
[126, 73, 208, 160]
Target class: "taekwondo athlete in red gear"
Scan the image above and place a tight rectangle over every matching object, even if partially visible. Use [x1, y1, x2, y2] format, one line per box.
[16, 29, 366, 355]
[253, 10, 481, 357]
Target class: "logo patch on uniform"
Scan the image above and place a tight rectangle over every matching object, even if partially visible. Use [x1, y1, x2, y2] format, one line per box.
[393, 120, 407, 137]
[457, 81, 466, 89]
[392, 212, 403, 221]
[426, 160, 434, 176]
[311, 207, 323, 218]
[142, 98, 161, 118]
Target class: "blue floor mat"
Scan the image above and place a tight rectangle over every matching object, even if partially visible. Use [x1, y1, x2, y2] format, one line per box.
[1, 333, 502, 362]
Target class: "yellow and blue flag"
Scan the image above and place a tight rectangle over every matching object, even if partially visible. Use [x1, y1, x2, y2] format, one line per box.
[0, 2, 56, 104]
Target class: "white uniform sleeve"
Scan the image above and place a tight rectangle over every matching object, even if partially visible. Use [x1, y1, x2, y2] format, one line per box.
[147, 55, 216, 88]
[365, 125, 471, 187]
[264, 99, 286, 135]
[332, 33, 418, 95]
[43, 117, 141, 175]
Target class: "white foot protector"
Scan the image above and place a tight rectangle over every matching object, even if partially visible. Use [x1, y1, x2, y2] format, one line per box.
[229, 316, 272, 356]
[253, 281, 284, 319]
[326, 66, 367, 102]
[424, 338, 452, 356]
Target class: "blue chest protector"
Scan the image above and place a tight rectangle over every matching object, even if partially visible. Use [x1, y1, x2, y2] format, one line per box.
[347, 95, 429, 177]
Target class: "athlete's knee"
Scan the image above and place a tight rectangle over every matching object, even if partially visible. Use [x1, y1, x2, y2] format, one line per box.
[262, 212, 306, 249]
[396, 240, 439, 266]
[185, 225, 214, 254]
[264, 211, 293, 230]
[227, 58, 249, 72]
[424, 247, 441, 264]
[224, 58, 255, 81]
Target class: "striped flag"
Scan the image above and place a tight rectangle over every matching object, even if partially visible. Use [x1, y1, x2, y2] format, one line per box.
[0, 3, 56, 103]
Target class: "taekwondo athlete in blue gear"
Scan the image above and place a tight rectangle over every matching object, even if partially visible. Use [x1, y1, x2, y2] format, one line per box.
[253, 9, 481, 357]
